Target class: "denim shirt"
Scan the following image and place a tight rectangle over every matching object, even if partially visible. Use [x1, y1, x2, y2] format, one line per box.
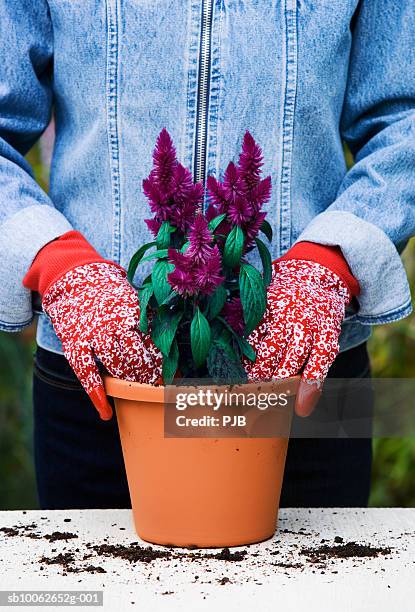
[0, 0, 413, 355]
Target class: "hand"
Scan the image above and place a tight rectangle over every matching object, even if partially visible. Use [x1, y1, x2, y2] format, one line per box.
[42, 262, 162, 420]
[245, 259, 350, 417]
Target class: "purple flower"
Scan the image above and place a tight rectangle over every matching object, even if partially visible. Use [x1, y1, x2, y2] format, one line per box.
[187, 214, 213, 264]
[152, 128, 177, 192]
[194, 245, 224, 295]
[167, 249, 196, 296]
[222, 298, 244, 335]
[205, 204, 218, 223]
[168, 223, 224, 297]
[206, 175, 229, 214]
[223, 161, 246, 202]
[143, 172, 171, 221]
[238, 130, 263, 193]
[143, 129, 203, 235]
[249, 175, 272, 213]
[245, 211, 267, 248]
[227, 194, 253, 226]
[168, 267, 196, 296]
[171, 197, 200, 233]
[144, 218, 162, 237]
[171, 163, 203, 207]
[205, 134, 271, 240]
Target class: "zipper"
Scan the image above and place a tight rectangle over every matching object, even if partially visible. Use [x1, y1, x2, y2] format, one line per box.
[193, 0, 214, 188]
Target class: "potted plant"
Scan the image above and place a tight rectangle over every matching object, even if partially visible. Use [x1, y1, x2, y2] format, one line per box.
[105, 129, 297, 547]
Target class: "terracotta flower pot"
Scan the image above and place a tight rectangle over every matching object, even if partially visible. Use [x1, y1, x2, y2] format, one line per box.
[105, 377, 299, 548]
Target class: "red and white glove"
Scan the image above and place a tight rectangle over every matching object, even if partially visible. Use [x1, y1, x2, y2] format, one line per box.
[23, 231, 162, 420]
[245, 242, 360, 417]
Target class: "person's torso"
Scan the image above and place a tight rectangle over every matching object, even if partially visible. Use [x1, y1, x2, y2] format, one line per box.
[38, 0, 371, 352]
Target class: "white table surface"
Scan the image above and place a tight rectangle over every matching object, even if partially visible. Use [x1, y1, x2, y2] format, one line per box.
[0, 508, 414, 611]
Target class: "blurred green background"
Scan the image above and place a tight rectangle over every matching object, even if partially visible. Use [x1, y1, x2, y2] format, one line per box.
[0, 142, 414, 510]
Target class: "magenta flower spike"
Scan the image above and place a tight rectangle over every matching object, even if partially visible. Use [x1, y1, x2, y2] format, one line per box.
[223, 161, 246, 202]
[245, 211, 267, 248]
[144, 128, 203, 234]
[167, 249, 196, 297]
[144, 217, 162, 237]
[187, 214, 214, 264]
[152, 127, 177, 192]
[206, 175, 229, 214]
[249, 175, 272, 213]
[194, 245, 224, 295]
[227, 194, 253, 226]
[238, 130, 263, 193]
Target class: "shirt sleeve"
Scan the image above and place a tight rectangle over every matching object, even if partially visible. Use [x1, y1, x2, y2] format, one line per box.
[296, 0, 414, 325]
[0, 0, 72, 331]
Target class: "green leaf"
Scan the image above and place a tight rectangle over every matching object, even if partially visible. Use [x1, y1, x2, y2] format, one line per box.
[190, 307, 211, 368]
[138, 282, 153, 334]
[127, 242, 156, 283]
[156, 222, 176, 250]
[206, 340, 248, 384]
[140, 249, 169, 264]
[180, 241, 190, 253]
[210, 318, 225, 341]
[207, 285, 227, 319]
[152, 259, 174, 304]
[162, 340, 179, 385]
[255, 237, 272, 287]
[239, 262, 266, 335]
[216, 316, 256, 362]
[260, 220, 273, 242]
[219, 327, 232, 346]
[223, 225, 245, 268]
[151, 309, 183, 356]
[208, 213, 227, 233]
[160, 291, 179, 306]
[237, 336, 256, 361]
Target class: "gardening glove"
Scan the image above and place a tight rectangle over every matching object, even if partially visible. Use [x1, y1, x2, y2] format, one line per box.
[23, 231, 162, 420]
[246, 242, 360, 417]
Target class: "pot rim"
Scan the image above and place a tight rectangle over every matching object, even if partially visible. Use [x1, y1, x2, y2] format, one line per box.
[104, 375, 300, 403]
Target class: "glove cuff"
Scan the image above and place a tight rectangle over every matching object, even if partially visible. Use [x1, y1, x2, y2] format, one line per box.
[23, 230, 112, 297]
[277, 241, 360, 298]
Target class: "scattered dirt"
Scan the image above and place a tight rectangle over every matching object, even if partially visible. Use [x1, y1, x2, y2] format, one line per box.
[272, 562, 303, 569]
[39, 553, 105, 574]
[40, 553, 75, 568]
[203, 547, 247, 562]
[86, 543, 247, 565]
[0, 520, 403, 583]
[300, 542, 392, 564]
[280, 529, 313, 537]
[0, 527, 19, 537]
[87, 543, 173, 564]
[0, 524, 78, 543]
[0, 523, 41, 539]
[75, 565, 106, 574]
[44, 532, 78, 543]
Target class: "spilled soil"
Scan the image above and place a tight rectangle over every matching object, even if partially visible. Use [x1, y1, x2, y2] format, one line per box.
[300, 541, 392, 564]
[0, 519, 401, 587]
[39, 552, 106, 575]
[85, 543, 246, 565]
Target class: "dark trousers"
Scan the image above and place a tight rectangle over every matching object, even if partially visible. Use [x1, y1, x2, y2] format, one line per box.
[33, 343, 372, 509]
